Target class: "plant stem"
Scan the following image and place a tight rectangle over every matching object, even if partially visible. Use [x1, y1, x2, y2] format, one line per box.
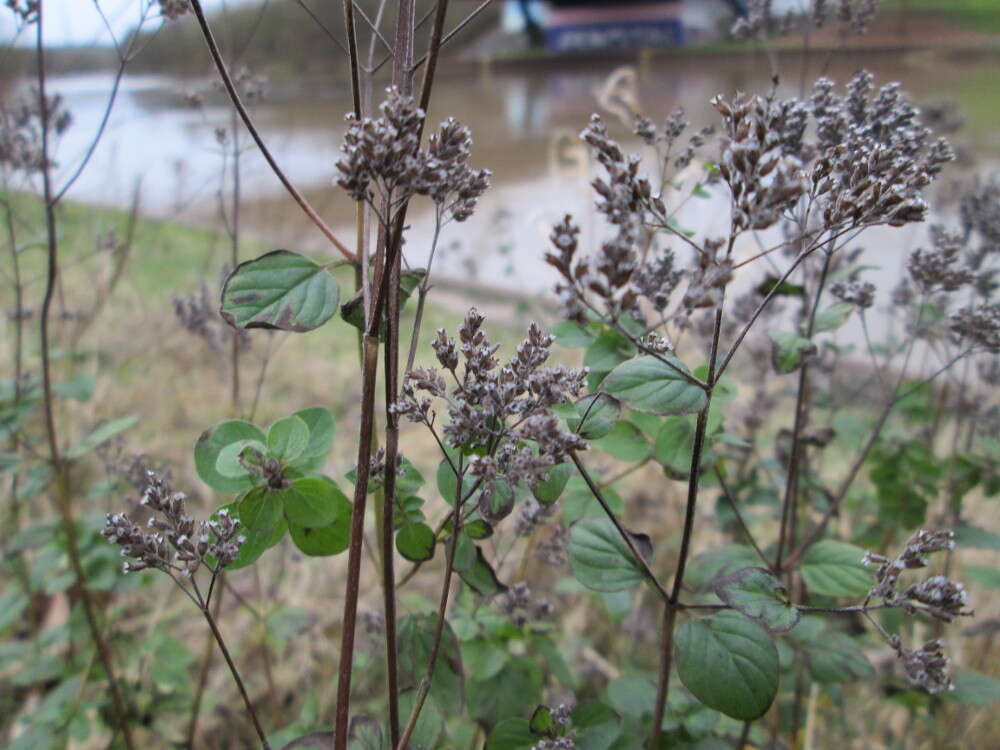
[186, 580, 226, 747]
[34, 7, 135, 747]
[188, 0, 355, 263]
[201, 604, 271, 749]
[396, 457, 465, 750]
[650, 304, 725, 749]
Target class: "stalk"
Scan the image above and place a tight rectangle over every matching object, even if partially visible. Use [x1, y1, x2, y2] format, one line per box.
[650, 305, 724, 749]
[33, 5, 135, 747]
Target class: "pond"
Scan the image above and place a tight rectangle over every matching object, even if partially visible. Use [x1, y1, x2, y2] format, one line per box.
[13, 47, 1000, 327]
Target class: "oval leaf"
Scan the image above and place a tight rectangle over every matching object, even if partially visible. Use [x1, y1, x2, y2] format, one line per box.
[603, 356, 706, 416]
[396, 522, 436, 562]
[569, 393, 622, 440]
[221, 249, 340, 332]
[569, 518, 651, 592]
[267, 415, 310, 463]
[714, 567, 800, 633]
[801, 540, 871, 597]
[195, 420, 266, 493]
[675, 611, 779, 720]
[278, 476, 345, 528]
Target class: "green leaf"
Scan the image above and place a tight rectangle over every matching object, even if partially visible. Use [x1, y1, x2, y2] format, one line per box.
[714, 567, 800, 633]
[685, 545, 763, 592]
[963, 564, 1000, 590]
[569, 518, 652, 592]
[801, 540, 871, 597]
[755, 274, 805, 298]
[463, 638, 510, 682]
[0, 451, 19, 474]
[287, 487, 351, 556]
[812, 303, 854, 334]
[469, 657, 543, 730]
[396, 522, 436, 562]
[53, 374, 95, 402]
[230, 488, 286, 568]
[277, 476, 346, 527]
[479, 480, 515, 522]
[653, 415, 697, 478]
[533, 463, 571, 505]
[584, 331, 637, 387]
[947, 670, 1000, 706]
[769, 331, 816, 374]
[398, 690, 445, 750]
[606, 676, 656, 721]
[552, 321, 598, 349]
[569, 393, 622, 440]
[593, 420, 650, 462]
[789, 621, 874, 683]
[464, 519, 494, 539]
[195, 420, 267, 493]
[562, 482, 624, 525]
[675, 611, 779, 720]
[290, 407, 336, 473]
[459, 546, 507, 597]
[398, 614, 464, 709]
[348, 716, 384, 750]
[215, 439, 265, 479]
[529, 705, 556, 737]
[267, 415, 310, 462]
[603, 356, 706, 416]
[487, 719, 535, 750]
[221, 249, 339, 332]
[66, 416, 138, 459]
[571, 703, 621, 750]
[436, 449, 463, 505]
[954, 524, 1000, 551]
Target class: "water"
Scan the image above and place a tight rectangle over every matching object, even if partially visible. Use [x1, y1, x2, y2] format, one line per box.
[11, 48, 1000, 309]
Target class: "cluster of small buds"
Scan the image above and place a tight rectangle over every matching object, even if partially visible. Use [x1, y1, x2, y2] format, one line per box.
[394, 311, 586, 513]
[4, 0, 38, 23]
[902, 576, 970, 623]
[831, 279, 876, 309]
[864, 530, 972, 622]
[156, 0, 190, 20]
[733, 0, 878, 40]
[513, 496, 557, 537]
[811, 71, 952, 229]
[102, 471, 245, 578]
[367, 446, 403, 484]
[96, 440, 171, 495]
[950, 302, 1000, 352]
[231, 66, 267, 104]
[889, 636, 953, 694]
[682, 238, 734, 312]
[908, 228, 974, 292]
[634, 248, 683, 313]
[497, 581, 555, 627]
[335, 89, 489, 218]
[712, 91, 807, 233]
[960, 178, 1000, 245]
[0, 91, 72, 173]
[174, 267, 251, 353]
[634, 106, 693, 153]
[536, 525, 570, 567]
[425, 118, 492, 222]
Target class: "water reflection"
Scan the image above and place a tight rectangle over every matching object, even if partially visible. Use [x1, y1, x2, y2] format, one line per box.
[8, 48, 1000, 309]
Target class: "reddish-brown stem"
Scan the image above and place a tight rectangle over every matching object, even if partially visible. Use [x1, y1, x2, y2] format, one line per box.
[34, 7, 135, 747]
[188, 0, 356, 263]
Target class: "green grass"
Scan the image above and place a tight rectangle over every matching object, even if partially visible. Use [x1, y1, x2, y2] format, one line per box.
[883, 0, 1000, 32]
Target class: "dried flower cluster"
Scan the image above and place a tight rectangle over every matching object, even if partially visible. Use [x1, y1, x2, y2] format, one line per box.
[889, 636, 953, 694]
[156, 0, 190, 20]
[0, 91, 72, 173]
[713, 91, 807, 233]
[335, 88, 489, 220]
[908, 228, 975, 293]
[864, 530, 972, 692]
[498, 581, 555, 627]
[102, 472, 244, 578]
[394, 310, 586, 517]
[173, 266, 250, 352]
[732, 0, 879, 41]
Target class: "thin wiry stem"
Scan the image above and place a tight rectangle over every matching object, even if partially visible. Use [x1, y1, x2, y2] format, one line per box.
[188, 0, 356, 263]
[713, 467, 771, 570]
[34, 7, 135, 747]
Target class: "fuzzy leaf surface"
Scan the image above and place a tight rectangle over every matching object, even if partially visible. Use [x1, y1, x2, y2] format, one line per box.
[602, 356, 706, 416]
